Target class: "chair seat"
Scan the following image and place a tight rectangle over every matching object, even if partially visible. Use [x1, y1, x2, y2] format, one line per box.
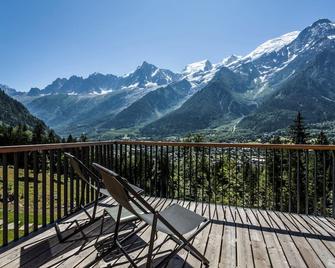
[140, 204, 207, 235]
[99, 187, 111, 197]
[104, 202, 147, 224]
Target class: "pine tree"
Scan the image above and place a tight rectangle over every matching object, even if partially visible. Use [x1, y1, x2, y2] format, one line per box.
[79, 133, 88, 142]
[67, 134, 76, 143]
[316, 131, 329, 145]
[289, 112, 309, 144]
[32, 123, 46, 144]
[48, 130, 58, 143]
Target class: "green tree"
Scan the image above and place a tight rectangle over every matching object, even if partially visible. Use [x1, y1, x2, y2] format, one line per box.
[32, 122, 46, 144]
[67, 134, 76, 143]
[79, 133, 88, 142]
[48, 130, 58, 143]
[289, 112, 309, 144]
[316, 131, 329, 145]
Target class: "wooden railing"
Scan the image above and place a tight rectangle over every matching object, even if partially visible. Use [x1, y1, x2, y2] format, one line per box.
[0, 141, 335, 247]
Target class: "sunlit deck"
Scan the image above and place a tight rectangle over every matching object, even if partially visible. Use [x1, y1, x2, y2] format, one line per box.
[1, 197, 335, 268]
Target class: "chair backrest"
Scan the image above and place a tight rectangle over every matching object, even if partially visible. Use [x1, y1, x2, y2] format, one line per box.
[92, 163, 152, 216]
[65, 153, 100, 187]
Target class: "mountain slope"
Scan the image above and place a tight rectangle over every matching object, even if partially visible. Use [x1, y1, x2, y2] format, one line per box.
[238, 49, 335, 132]
[0, 89, 45, 128]
[141, 67, 255, 136]
[104, 79, 192, 129]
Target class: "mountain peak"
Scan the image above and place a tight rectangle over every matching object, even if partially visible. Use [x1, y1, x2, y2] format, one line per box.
[183, 59, 213, 75]
[242, 31, 300, 61]
[139, 61, 156, 69]
[311, 18, 332, 27]
[222, 55, 241, 66]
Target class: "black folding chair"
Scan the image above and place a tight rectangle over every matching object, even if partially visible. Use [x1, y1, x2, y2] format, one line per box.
[92, 163, 210, 268]
[55, 153, 143, 242]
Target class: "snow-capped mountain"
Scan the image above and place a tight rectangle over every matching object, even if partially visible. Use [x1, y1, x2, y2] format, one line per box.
[227, 19, 335, 98]
[222, 55, 241, 66]
[240, 31, 300, 63]
[6, 18, 335, 138]
[143, 19, 335, 137]
[121, 61, 180, 89]
[26, 61, 180, 96]
[182, 59, 219, 89]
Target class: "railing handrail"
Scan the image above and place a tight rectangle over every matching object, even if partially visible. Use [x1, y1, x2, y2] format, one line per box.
[1, 140, 335, 153]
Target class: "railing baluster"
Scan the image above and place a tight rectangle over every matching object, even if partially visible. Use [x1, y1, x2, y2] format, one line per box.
[155, 145, 158, 197]
[119, 144, 123, 176]
[323, 151, 326, 216]
[33, 151, 38, 231]
[195, 146, 198, 203]
[272, 149, 275, 210]
[280, 149, 283, 212]
[242, 148, 245, 208]
[171, 146, 174, 199]
[305, 150, 309, 215]
[185, 146, 188, 202]
[69, 149, 74, 212]
[257, 148, 261, 208]
[297, 150, 300, 214]
[75, 148, 80, 210]
[86, 146, 91, 204]
[177, 146, 180, 200]
[14, 153, 19, 240]
[332, 151, 335, 218]
[2, 154, 8, 245]
[63, 151, 68, 216]
[288, 150, 292, 213]
[24, 151, 29, 234]
[144, 145, 147, 194]
[57, 149, 62, 219]
[189, 146, 192, 201]
[221, 148, 224, 205]
[314, 150, 317, 215]
[129, 144, 133, 185]
[235, 147, 238, 207]
[228, 147, 232, 206]
[265, 149, 268, 209]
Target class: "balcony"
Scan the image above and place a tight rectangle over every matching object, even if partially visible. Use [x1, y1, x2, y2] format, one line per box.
[0, 141, 335, 267]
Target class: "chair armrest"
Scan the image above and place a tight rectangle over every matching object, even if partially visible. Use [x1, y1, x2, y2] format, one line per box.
[129, 183, 144, 195]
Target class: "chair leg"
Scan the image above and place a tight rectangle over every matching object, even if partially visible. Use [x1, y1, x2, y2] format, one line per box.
[155, 230, 210, 267]
[94, 210, 106, 247]
[146, 214, 158, 268]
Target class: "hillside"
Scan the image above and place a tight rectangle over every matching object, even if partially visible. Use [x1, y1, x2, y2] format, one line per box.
[0, 89, 46, 129]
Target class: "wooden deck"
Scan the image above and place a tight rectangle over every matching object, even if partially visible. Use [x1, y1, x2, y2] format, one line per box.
[1, 197, 335, 268]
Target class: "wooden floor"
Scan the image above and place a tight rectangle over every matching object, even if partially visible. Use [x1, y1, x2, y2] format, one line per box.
[1, 197, 335, 268]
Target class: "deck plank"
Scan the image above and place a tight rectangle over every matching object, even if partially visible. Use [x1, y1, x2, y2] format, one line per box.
[237, 207, 271, 268]
[258, 209, 307, 268]
[203, 203, 224, 267]
[288, 213, 335, 267]
[233, 206, 254, 268]
[1, 200, 335, 268]
[249, 208, 289, 268]
[219, 205, 236, 268]
[270, 211, 324, 268]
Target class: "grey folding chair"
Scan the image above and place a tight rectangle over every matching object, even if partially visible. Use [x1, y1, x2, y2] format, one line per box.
[55, 153, 143, 242]
[92, 163, 210, 268]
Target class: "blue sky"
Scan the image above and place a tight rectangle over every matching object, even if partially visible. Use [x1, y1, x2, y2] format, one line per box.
[0, 0, 334, 91]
